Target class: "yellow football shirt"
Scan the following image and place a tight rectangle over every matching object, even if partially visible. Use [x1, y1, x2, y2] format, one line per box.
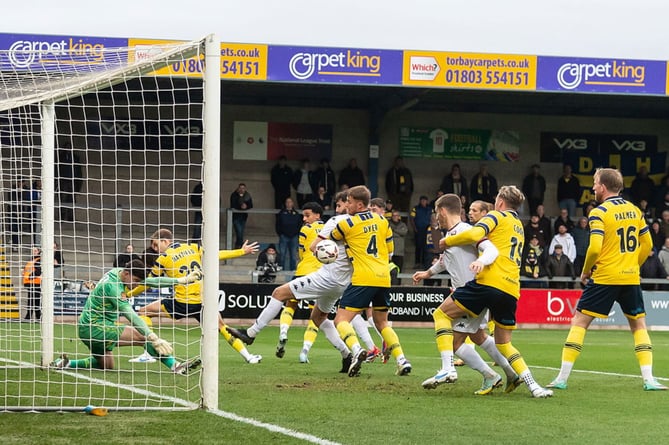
[331, 210, 394, 287]
[295, 221, 324, 276]
[585, 197, 651, 285]
[152, 242, 202, 304]
[444, 210, 523, 298]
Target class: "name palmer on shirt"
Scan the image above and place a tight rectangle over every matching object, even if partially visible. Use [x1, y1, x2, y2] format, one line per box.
[614, 211, 637, 221]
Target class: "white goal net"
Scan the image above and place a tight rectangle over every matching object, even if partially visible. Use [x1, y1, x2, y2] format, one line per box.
[0, 35, 220, 411]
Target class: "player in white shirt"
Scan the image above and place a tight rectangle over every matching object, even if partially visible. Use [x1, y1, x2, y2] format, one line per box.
[413, 194, 519, 394]
[228, 191, 355, 372]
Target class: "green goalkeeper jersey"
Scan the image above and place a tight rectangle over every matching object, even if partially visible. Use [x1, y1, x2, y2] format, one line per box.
[78, 268, 152, 336]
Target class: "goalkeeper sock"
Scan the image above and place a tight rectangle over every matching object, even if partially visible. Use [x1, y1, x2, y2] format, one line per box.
[68, 356, 99, 369]
[146, 343, 176, 369]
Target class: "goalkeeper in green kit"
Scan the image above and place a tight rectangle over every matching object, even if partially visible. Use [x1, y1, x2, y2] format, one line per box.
[51, 259, 202, 375]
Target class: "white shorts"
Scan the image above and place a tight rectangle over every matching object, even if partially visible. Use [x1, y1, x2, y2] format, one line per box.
[288, 268, 348, 314]
[451, 309, 489, 335]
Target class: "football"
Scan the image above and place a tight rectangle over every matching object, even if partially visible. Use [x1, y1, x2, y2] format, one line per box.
[315, 239, 338, 264]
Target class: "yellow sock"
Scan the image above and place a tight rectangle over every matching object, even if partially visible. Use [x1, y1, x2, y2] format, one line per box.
[220, 325, 245, 353]
[464, 336, 474, 346]
[633, 328, 653, 367]
[279, 306, 296, 327]
[496, 342, 529, 375]
[140, 315, 153, 327]
[562, 325, 586, 363]
[433, 308, 453, 353]
[487, 320, 495, 336]
[380, 326, 404, 359]
[336, 321, 360, 351]
[303, 320, 319, 344]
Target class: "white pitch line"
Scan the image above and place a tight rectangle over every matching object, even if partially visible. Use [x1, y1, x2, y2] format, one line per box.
[532, 365, 669, 382]
[1, 357, 342, 445]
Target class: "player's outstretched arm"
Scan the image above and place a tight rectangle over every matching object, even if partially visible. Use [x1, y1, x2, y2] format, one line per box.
[218, 240, 259, 261]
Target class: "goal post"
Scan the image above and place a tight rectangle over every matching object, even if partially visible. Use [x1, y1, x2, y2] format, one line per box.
[0, 34, 220, 412]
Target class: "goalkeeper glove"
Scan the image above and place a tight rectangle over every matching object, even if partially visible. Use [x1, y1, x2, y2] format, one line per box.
[147, 332, 173, 356]
[177, 268, 203, 284]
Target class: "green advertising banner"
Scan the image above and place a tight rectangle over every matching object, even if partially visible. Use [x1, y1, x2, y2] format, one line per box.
[399, 127, 520, 161]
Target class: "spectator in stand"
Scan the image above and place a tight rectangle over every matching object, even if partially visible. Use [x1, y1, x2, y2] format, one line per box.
[53, 241, 64, 267]
[383, 199, 394, 219]
[311, 158, 336, 206]
[409, 195, 432, 269]
[338, 158, 365, 189]
[549, 223, 576, 264]
[655, 191, 669, 220]
[313, 186, 332, 216]
[571, 217, 590, 276]
[639, 199, 653, 224]
[275, 197, 302, 271]
[660, 210, 669, 239]
[654, 175, 669, 217]
[582, 200, 598, 218]
[640, 249, 669, 291]
[524, 214, 548, 249]
[521, 242, 548, 288]
[385, 156, 414, 212]
[545, 244, 576, 289]
[439, 163, 469, 203]
[113, 243, 140, 268]
[553, 208, 575, 234]
[658, 238, 669, 278]
[270, 155, 293, 209]
[535, 204, 553, 238]
[630, 166, 656, 208]
[522, 164, 546, 215]
[557, 163, 580, 218]
[189, 181, 203, 243]
[230, 183, 253, 249]
[651, 220, 667, 252]
[469, 164, 498, 203]
[388, 209, 408, 274]
[293, 159, 314, 208]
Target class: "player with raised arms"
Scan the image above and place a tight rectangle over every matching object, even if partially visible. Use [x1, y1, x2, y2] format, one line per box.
[127, 228, 262, 364]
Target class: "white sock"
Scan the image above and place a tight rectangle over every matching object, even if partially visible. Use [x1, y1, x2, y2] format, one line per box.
[440, 350, 455, 372]
[352, 315, 376, 349]
[279, 324, 289, 339]
[320, 319, 350, 357]
[456, 343, 496, 377]
[367, 315, 383, 341]
[520, 370, 540, 391]
[248, 297, 283, 337]
[641, 365, 654, 381]
[480, 336, 516, 379]
[239, 348, 251, 361]
[556, 361, 575, 382]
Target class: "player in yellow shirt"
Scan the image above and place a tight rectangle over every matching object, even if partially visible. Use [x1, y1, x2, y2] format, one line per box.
[128, 228, 262, 364]
[275, 202, 324, 359]
[330, 185, 412, 377]
[548, 168, 667, 391]
[436, 185, 553, 398]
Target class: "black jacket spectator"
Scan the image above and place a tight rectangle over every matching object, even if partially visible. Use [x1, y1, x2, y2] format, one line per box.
[311, 159, 336, 203]
[640, 250, 669, 290]
[439, 164, 468, 202]
[338, 158, 365, 188]
[270, 156, 293, 209]
[630, 166, 656, 207]
[385, 156, 414, 212]
[546, 247, 576, 289]
[469, 165, 498, 203]
[521, 164, 546, 215]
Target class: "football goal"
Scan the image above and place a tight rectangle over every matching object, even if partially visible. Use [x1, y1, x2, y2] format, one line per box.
[0, 34, 221, 411]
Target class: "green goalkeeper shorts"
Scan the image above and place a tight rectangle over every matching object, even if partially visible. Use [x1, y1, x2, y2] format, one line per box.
[78, 323, 124, 355]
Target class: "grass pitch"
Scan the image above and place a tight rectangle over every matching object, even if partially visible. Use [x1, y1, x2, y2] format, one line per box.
[1, 324, 668, 444]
